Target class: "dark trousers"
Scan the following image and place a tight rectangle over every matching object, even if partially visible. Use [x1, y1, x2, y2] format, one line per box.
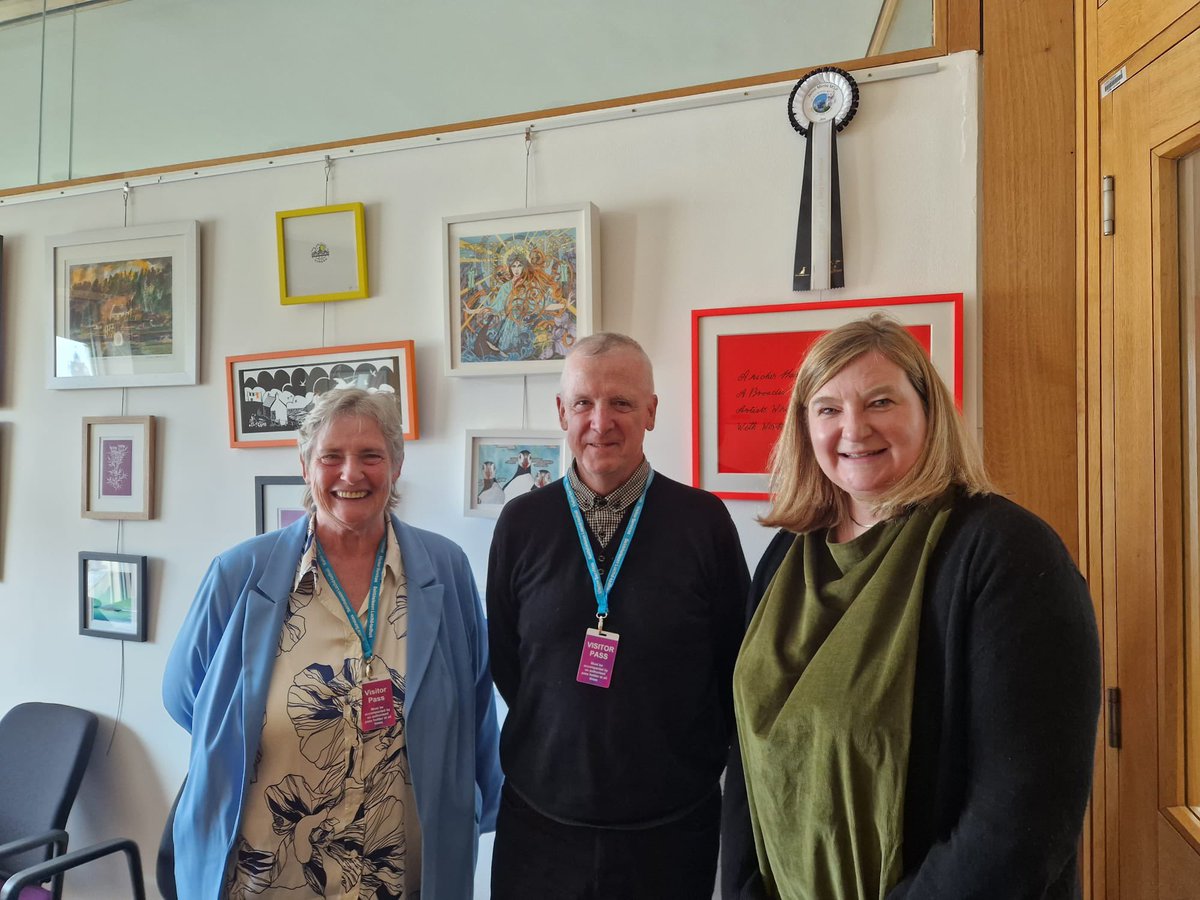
[490, 783, 720, 900]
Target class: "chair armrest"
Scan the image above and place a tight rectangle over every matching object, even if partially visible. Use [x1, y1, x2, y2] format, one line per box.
[0, 839, 144, 900]
[0, 830, 68, 861]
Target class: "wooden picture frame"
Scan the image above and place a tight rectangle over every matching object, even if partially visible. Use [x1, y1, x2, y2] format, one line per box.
[692, 293, 963, 500]
[255, 475, 308, 535]
[443, 202, 599, 376]
[226, 340, 418, 448]
[464, 429, 568, 518]
[81, 415, 156, 519]
[78, 551, 148, 642]
[47, 220, 199, 389]
[276, 202, 368, 305]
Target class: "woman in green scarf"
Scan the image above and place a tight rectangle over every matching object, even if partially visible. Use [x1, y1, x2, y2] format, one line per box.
[721, 315, 1099, 900]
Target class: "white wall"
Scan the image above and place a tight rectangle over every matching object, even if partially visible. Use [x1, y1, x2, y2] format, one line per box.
[0, 51, 978, 898]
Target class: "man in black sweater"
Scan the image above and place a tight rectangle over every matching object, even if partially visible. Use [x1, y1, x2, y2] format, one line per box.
[488, 333, 750, 900]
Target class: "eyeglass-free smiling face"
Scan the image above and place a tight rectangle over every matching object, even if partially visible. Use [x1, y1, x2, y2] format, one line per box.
[806, 351, 927, 524]
[302, 413, 401, 539]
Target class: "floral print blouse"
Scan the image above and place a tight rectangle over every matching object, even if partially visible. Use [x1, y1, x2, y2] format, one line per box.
[226, 519, 420, 899]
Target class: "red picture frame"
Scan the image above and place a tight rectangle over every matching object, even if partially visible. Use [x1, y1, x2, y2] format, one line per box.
[691, 293, 963, 500]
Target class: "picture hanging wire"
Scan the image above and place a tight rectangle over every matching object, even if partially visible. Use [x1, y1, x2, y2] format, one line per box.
[322, 155, 334, 347]
[122, 181, 130, 227]
[522, 376, 529, 430]
[105, 640, 126, 755]
[524, 126, 533, 209]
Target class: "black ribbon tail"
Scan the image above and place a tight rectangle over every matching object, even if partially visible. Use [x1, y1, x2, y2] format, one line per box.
[830, 129, 844, 288]
[793, 130, 814, 292]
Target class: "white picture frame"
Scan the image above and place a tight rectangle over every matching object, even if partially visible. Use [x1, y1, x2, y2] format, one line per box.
[47, 221, 200, 389]
[443, 202, 599, 377]
[464, 429, 569, 518]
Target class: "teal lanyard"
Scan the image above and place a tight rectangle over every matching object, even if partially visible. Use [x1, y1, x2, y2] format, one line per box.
[315, 531, 388, 667]
[564, 470, 654, 629]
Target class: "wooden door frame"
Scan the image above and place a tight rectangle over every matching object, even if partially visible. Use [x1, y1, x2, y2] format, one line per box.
[1080, 3, 1200, 897]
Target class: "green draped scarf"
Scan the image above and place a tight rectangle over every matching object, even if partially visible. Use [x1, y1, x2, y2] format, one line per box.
[733, 498, 952, 900]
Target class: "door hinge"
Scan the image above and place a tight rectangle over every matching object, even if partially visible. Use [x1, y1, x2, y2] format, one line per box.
[1107, 687, 1121, 749]
[1102, 176, 1115, 236]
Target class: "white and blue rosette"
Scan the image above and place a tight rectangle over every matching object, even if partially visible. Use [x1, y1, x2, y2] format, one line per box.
[788, 66, 859, 292]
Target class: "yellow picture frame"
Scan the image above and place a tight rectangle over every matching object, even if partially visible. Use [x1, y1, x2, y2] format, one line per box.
[275, 202, 368, 305]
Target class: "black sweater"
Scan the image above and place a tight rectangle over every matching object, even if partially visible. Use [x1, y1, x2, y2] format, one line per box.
[487, 473, 750, 827]
[721, 492, 1100, 899]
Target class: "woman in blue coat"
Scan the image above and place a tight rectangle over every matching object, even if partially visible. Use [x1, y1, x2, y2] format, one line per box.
[164, 388, 501, 899]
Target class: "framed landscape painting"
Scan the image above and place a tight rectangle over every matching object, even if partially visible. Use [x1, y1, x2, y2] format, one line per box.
[443, 202, 599, 376]
[47, 221, 199, 389]
[691, 293, 962, 500]
[78, 551, 148, 642]
[226, 340, 418, 448]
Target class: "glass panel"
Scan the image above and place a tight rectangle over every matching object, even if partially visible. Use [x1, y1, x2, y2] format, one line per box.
[1182, 148, 1200, 811]
[0, 0, 935, 191]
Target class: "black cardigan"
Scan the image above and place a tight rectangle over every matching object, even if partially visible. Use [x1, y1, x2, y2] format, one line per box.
[488, 473, 750, 827]
[720, 492, 1100, 899]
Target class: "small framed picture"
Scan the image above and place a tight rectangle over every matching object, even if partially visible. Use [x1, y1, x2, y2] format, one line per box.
[81, 416, 156, 519]
[47, 220, 199, 389]
[692, 293, 962, 500]
[255, 475, 308, 535]
[78, 551, 148, 642]
[276, 202, 368, 305]
[465, 429, 569, 518]
[226, 340, 418, 448]
[443, 202, 600, 377]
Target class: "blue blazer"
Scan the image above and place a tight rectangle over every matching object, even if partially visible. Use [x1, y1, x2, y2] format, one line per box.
[162, 514, 502, 899]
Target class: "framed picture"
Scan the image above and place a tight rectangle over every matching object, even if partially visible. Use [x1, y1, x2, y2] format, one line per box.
[78, 551, 148, 642]
[464, 430, 569, 518]
[443, 202, 599, 376]
[255, 475, 308, 534]
[226, 340, 418, 448]
[692, 293, 963, 500]
[47, 220, 199, 389]
[276, 202, 368, 305]
[81, 416, 156, 519]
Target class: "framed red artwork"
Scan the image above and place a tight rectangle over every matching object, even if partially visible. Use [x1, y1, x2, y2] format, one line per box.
[691, 293, 963, 500]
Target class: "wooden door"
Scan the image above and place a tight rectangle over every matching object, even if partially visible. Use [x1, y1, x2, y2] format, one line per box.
[1098, 15, 1200, 899]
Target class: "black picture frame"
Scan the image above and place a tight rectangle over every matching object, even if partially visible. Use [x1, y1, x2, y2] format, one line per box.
[78, 551, 148, 642]
[254, 475, 307, 535]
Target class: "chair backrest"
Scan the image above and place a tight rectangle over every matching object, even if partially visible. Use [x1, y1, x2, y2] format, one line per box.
[0, 703, 98, 875]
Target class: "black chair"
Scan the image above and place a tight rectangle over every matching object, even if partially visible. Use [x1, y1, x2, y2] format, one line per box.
[0, 832, 144, 900]
[0, 703, 98, 900]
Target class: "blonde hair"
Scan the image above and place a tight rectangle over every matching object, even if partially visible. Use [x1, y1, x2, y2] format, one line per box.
[761, 314, 990, 533]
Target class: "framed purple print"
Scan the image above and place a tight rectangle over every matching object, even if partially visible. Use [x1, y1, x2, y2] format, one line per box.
[255, 475, 308, 535]
[82, 416, 155, 519]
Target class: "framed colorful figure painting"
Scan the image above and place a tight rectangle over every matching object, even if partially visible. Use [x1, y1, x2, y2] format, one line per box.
[464, 430, 568, 518]
[443, 202, 599, 376]
[692, 293, 962, 500]
[47, 221, 199, 389]
[226, 340, 418, 448]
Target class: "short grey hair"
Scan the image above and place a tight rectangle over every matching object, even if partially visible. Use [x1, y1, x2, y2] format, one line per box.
[560, 332, 655, 392]
[297, 387, 405, 514]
